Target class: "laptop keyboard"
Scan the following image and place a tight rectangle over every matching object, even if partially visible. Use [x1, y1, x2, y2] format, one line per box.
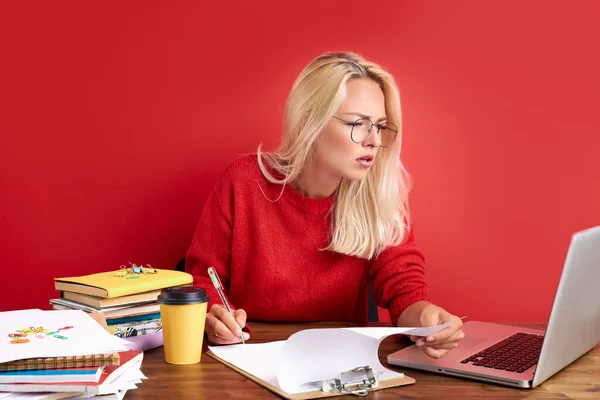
[460, 332, 544, 373]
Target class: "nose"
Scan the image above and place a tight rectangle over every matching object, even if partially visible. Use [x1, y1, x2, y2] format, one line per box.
[362, 123, 381, 148]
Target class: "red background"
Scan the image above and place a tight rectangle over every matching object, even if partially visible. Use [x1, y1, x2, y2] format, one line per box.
[1, 1, 599, 323]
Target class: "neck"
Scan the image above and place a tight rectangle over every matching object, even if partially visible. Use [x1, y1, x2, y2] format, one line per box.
[293, 163, 341, 199]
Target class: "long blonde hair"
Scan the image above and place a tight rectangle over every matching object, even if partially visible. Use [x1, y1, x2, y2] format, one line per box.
[258, 52, 411, 259]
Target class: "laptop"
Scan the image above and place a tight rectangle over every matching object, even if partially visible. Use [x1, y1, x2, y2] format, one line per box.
[387, 225, 600, 388]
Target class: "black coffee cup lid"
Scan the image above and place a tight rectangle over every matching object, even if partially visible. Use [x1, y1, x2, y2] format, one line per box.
[158, 286, 209, 305]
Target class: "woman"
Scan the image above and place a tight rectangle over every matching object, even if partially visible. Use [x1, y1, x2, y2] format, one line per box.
[186, 52, 464, 359]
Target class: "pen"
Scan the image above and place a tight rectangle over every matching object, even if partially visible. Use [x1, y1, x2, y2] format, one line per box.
[207, 267, 245, 344]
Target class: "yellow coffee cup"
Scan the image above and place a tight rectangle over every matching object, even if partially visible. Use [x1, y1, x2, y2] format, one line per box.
[158, 286, 210, 365]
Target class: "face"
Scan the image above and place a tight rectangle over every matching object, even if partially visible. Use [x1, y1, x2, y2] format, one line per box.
[313, 78, 387, 183]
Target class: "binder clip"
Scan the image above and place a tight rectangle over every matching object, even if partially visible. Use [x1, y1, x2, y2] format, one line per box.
[143, 264, 157, 274]
[321, 365, 379, 397]
[129, 262, 143, 274]
[116, 265, 128, 277]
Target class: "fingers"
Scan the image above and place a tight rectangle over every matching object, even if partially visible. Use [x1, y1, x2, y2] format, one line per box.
[412, 327, 465, 347]
[205, 305, 250, 344]
[207, 318, 250, 344]
[411, 318, 463, 343]
[427, 319, 463, 342]
[439, 327, 465, 345]
[213, 304, 245, 337]
[410, 317, 465, 358]
[421, 346, 450, 359]
[422, 326, 465, 346]
[233, 308, 247, 330]
[415, 338, 460, 350]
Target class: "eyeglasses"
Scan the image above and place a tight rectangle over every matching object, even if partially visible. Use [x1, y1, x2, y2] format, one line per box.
[332, 116, 398, 147]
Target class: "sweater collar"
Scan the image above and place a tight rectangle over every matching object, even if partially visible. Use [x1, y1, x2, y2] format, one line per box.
[283, 183, 335, 214]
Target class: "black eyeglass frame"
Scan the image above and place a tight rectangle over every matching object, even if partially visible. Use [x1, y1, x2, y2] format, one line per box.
[332, 116, 398, 147]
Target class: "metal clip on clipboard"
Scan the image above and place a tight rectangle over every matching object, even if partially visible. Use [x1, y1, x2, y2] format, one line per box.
[321, 365, 379, 397]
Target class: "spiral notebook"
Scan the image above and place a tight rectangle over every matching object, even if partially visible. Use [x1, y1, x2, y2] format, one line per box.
[0, 352, 120, 372]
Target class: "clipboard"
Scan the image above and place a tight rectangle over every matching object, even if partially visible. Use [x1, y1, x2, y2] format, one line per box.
[207, 350, 415, 399]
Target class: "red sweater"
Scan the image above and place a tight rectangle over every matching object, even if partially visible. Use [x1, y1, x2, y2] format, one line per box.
[185, 155, 429, 325]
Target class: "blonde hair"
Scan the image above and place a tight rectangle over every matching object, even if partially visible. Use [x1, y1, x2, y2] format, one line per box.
[257, 52, 411, 259]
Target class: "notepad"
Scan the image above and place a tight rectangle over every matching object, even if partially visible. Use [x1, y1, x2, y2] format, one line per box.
[208, 322, 453, 398]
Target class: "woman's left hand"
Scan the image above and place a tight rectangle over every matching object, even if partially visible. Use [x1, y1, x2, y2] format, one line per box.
[410, 303, 465, 359]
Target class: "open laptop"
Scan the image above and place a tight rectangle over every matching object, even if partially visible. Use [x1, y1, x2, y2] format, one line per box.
[388, 225, 600, 388]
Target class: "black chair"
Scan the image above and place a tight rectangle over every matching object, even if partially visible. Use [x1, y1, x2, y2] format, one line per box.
[175, 257, 379, 322]
[175, 257, 186, 273]
[366, 281, 379, 322]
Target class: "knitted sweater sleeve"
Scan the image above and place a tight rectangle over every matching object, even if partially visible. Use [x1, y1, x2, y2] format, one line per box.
[369, 228, 430, 325]
[185, 175, 235, 314]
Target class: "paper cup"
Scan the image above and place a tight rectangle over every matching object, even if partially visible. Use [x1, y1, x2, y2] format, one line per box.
[158, 286, 209, 365]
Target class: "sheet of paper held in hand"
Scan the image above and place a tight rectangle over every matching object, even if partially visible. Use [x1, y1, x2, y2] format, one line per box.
[209, 320, 460, 395]
[0, 309, 130, 363]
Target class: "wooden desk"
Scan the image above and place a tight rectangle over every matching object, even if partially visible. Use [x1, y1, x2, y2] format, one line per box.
[127, 322, 600, 399]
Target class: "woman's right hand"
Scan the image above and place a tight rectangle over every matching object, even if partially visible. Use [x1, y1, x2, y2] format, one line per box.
[205, 304, 250, 344]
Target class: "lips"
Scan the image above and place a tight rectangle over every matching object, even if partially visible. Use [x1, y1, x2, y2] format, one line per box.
[356, 154, 374, 168]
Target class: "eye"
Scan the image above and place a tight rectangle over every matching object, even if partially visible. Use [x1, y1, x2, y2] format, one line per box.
[381, 123, 398, 133]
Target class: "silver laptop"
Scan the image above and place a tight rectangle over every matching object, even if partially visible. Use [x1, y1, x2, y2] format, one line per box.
[388, 225, 600, 388]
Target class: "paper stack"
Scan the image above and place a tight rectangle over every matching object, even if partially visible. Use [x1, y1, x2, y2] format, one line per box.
[0, 310, 146, 400]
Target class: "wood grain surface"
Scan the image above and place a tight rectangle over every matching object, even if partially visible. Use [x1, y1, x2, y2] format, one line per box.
[127, 322, 600, 399]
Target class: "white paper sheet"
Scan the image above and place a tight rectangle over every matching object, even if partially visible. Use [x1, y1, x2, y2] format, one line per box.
[208, 321, 451, 395]
[0, 310, 130, 363]
[345, 319, 460, 340]
[277, 328, 403, 393]
[208, 341, 285, 389]
[97, 357, 144, 395]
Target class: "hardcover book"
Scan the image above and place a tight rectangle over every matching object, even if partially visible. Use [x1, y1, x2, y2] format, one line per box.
[54, 269, 193, 299]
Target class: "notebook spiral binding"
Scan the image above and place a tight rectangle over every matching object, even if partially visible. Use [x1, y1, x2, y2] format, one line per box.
[321, 365, 379, 397]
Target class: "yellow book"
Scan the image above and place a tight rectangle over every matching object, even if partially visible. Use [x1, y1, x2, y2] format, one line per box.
[54, 268, 193, 299]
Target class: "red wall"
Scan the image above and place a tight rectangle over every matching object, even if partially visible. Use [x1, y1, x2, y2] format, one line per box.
[1, 1, 599, 323]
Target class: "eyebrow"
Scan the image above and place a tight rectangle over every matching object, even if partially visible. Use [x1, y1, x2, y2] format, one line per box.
[341, 112, 387, 122]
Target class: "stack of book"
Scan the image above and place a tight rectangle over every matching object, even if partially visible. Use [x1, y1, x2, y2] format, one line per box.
[50, 267, 193, 348]
[0, 350, 144, 400]
[0, 309, 144, 399]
